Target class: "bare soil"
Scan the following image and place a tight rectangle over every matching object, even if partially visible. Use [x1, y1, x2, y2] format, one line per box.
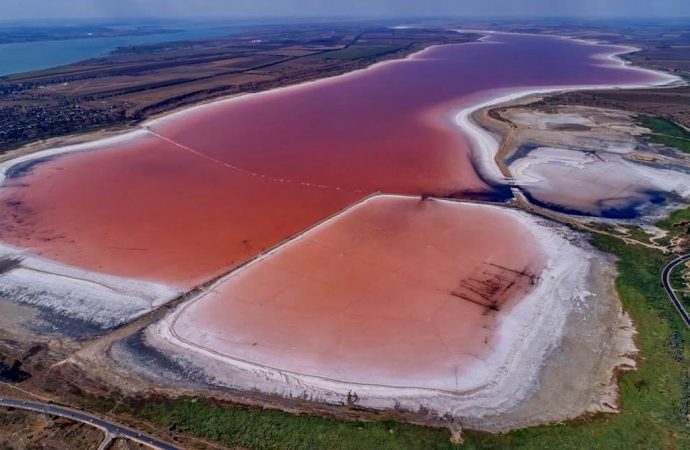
[0, 408, 103, 450]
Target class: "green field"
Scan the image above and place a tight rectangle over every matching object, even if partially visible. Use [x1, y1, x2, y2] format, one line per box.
[321, 45, 405, 60]
[656, 207, 690, 248]
[134, 400, 459, 450]
[125, 213, 690, 450]
[638, 115, 690, 153]
[670, 263, 690, 310]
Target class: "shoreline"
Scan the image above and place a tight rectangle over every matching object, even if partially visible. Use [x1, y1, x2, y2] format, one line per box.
[0, 129, 149, 185]
[453, 37, 682, 185]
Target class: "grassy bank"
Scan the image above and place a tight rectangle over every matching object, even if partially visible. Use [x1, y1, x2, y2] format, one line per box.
[670, 263, 690, 310]
[638, 115, 690, 153]
[657, 207, 690, 244]
[125, 224, 690, 449]
[132, 399, 459, 450]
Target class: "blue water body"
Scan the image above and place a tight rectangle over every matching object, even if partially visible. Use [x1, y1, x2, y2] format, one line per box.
[520, 188, 668, 220]
[0, 26, 248, 77]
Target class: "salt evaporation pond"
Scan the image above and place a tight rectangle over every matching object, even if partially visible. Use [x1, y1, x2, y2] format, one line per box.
[165, 196, 546, 390]
[148, 194, 604, 422]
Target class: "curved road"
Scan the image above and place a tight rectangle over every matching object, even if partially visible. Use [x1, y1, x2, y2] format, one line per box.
[661, 254, 690, 328]
[0, 398, 183, 450]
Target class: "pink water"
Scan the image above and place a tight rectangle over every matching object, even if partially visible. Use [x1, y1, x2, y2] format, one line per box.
[0, 33, 668, 287]
[172, 196, 545, 389]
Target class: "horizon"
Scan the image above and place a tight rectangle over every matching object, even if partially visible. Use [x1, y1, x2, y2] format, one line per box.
[1, 15, 689, 26]
[1, 0, 689, 21]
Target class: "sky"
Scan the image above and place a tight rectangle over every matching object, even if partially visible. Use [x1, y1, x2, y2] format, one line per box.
[2, 0, 688, 21]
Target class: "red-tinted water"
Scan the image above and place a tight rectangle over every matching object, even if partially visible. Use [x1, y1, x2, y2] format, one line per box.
[0, 34, 666, 287]
[172, 196, 545, 389]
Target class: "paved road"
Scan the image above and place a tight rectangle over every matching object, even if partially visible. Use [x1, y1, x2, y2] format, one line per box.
[0, 398, 183, 450]
[661, 254, 690, 328]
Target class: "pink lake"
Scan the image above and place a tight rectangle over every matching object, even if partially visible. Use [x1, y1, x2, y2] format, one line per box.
[0, 33, 669, 287]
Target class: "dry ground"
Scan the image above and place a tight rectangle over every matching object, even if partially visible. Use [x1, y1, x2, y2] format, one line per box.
[0, 408, 102, 450]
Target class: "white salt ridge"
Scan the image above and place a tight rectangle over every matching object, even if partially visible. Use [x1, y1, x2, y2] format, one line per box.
[0, 244, 179, 329]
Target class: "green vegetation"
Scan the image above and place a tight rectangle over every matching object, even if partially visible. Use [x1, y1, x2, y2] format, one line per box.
[670, 263, 690, 310]
[658, 207, 690, 238]
[656, 207, 690, 247]
[638, 115, 690, 153]
[670, 264, 686, 291]
[134, 400, 459, 450]
[620, 225, 654, 244]
[321, 45, 405, 60]
[125, 211, 690, 450]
